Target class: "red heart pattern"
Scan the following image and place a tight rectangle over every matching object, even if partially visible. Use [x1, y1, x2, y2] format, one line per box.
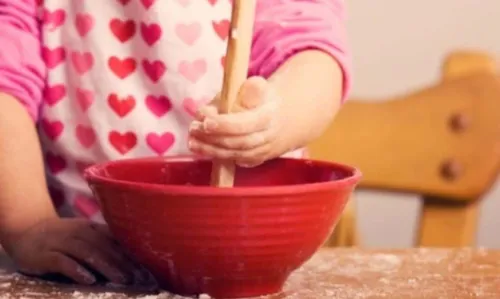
[108, 56, 137, 79]
[142, 59, 166, 83]
[110, 19, 136, 43]
[212, 19, 230, 40]
[140, 22, 162, 46]
[108, 94, 136, 117]
[109, 131, 137, 154]
[42, 2, 230, 147]
[140, 0, 156, 9]
[46, 152, 67, 174]
[40, 0, 236, 218]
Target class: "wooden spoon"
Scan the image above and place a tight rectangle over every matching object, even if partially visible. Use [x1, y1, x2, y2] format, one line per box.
[210, 0, 257, 187]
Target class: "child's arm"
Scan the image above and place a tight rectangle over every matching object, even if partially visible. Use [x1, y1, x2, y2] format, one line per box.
[0, 94, 58, 244]
[250, 0, 351, 152]
[0, 1, 140, 285]
[0, 0, 53, 244]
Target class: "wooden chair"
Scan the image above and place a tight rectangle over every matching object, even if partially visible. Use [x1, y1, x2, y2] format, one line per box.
[309, 51, 500, 247]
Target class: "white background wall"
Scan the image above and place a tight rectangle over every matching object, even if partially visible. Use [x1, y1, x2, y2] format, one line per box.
[345, 0, 500, 248]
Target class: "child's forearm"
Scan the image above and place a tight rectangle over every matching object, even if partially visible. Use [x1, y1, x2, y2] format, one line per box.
[268, 50, 344, 154]
[0, 93, 57, 250]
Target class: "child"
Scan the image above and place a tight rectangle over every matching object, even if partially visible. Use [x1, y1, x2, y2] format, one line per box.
[0, 0, 350, 286]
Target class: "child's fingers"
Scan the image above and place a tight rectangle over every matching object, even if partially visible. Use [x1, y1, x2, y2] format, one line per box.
[79, 225, 140, 283]
[199, 100, 277, 135]
[188, 128, 271, 151]
[194, 77, 272, 132]
[188, 137, 272, 166]
[40, 252, 96, 285]
[57, 239, 131, 285]
[194, 103, 218, 121]
[197, 76, 267, 117]
[87, 222, 111, 236]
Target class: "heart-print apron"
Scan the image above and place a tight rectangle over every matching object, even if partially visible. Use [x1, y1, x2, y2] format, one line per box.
[39, 0, 304, 222]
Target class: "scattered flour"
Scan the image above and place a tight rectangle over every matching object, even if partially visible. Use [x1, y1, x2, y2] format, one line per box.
[0, 281, 12, 288]
[1, 249, 500, 298]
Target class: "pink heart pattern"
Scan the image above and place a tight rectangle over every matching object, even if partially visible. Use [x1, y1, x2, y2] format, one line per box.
[145, 95, 172, 117]
[76, 88, 94, 112]
[75, 13, 94, 37]
[71, 51, 94, 74]
[142, 59, 166, 83]
[140, 22, 162, 46]
[42, 47, 66, 69]
[178, 59, 207, 83]
[76, 125, 96, 148]
[146, 132, 175, 155]
[40, 118, 64, 140]
[43, 9, 66, 31]
[44, 85, 66, 106]
[140, 0, 156, 9]
[39, 0, 243, 220]
[175, 22, 201, 46]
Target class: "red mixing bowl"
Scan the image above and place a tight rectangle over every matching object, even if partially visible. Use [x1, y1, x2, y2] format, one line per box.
[84, 156, 361, 298]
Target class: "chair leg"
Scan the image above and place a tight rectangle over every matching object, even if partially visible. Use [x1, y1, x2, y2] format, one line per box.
[416, 51, 490, 248]
[325, 196, 358, 247]
[417, 196, 480, 247]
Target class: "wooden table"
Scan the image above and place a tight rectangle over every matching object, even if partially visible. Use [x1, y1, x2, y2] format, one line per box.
[1, 248, 500, 298]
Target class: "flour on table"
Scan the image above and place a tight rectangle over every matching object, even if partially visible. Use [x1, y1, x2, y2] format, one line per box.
[2, 248, 500, 299]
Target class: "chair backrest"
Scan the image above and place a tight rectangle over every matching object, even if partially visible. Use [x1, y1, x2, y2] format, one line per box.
[309, 51, 500, 247]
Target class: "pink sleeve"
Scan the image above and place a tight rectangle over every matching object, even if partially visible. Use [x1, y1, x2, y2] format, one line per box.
[249, 0, 351, 101]
[0, 0, 45, 121]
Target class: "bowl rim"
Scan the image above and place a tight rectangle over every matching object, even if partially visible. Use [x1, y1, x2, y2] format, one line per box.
[84, 156, 362, 197]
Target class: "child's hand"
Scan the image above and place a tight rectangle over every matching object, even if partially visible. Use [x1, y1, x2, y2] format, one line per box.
[188, 77, 286, 167]
[4, 218, 146, 285]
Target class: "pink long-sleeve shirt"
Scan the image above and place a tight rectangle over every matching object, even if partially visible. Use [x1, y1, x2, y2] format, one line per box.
[0, 0, 350, 222]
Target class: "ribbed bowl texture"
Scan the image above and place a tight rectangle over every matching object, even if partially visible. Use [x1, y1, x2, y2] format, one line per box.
[84, 156, 361, 298]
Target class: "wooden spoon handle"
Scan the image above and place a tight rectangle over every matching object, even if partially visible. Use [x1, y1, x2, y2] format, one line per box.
[210, 0, 257, 187]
